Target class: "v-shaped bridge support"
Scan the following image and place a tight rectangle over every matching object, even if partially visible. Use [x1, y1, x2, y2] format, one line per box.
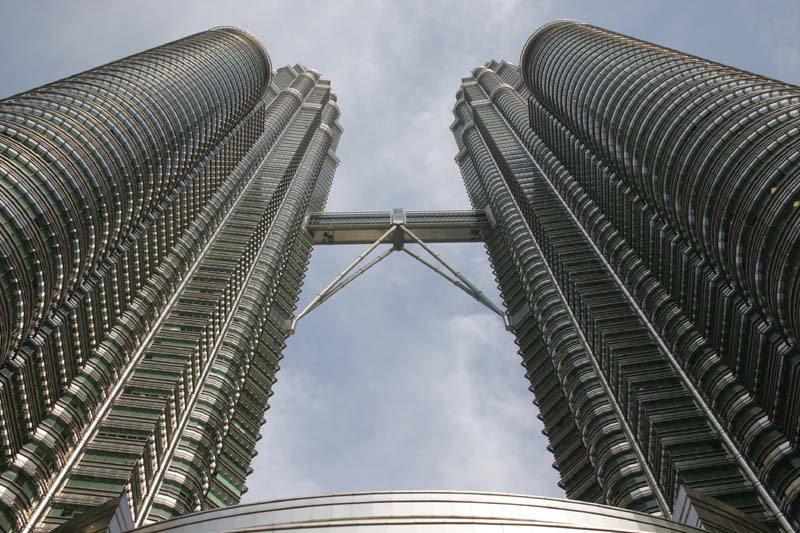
[288, 208, 510, 335]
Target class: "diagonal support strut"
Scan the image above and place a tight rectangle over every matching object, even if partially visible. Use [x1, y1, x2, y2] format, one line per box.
[399, 225, 507, 320]
[289, 219, 510, 335]
[302, 247, 395, 321]
[289, 225, 396, 334]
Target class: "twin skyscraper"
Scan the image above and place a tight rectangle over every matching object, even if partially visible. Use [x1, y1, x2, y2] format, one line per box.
[0, 21, 798, 533]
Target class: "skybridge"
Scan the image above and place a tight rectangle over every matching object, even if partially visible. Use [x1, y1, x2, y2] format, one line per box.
[291, 208, 507, 333]
[305, 208, 490, 245]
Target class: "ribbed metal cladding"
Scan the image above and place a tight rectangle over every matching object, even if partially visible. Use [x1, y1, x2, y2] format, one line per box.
[454, 63, 674, 519]
[521, 25, 800, 350]
[521, 23, 800, 443]
[34, 67, 339, 531]
[145, 74, 341, 526]
[0, 27, 273, 472]
[0, 27, 271, 363]
[454, 48, 800, 530]
[0, 29, 345, 532]
[445, 20, 800, 530]
[13, 59, 337, 529]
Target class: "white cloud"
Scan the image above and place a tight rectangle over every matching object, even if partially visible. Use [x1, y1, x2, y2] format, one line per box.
[423, 314, 558, 492]
[246, 245, 563, 500]
[246, 367, 326, 500]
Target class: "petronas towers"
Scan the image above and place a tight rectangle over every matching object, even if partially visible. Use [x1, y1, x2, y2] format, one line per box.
[0, 28, 341, 530]
[455, 21, 800, 530]
[1, 19, 799, 533]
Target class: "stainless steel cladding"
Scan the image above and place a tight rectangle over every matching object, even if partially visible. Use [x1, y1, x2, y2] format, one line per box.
[0, 28, 341, 531]
[454, 20, 800, 532]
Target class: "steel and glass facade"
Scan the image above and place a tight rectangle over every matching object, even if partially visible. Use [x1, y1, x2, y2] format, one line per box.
[453, 22, 800, 531]
[0, 28, 342, 531]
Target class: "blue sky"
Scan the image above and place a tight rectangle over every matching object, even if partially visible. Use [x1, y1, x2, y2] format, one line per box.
[1, 0, 798, 504]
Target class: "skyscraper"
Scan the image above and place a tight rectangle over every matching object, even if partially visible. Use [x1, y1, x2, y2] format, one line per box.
[0, 28, 342, 530]
[0, 17, 798, 533]
[452, 21, 800, 531]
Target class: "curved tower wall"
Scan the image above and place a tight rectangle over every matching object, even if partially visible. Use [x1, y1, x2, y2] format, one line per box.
[0, 30, 342, 532]
[522, 22, 800, 353]
[0, 27, 270, 362]
[453, 59, 762, 519]
[451, 21, 800, 530]
[0, 27, 272, 462]
[520, 22, 800, 527]
[521, 22, 800, 442]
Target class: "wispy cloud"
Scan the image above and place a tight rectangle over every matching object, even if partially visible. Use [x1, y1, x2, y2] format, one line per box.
[249, 291, 563, 498]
